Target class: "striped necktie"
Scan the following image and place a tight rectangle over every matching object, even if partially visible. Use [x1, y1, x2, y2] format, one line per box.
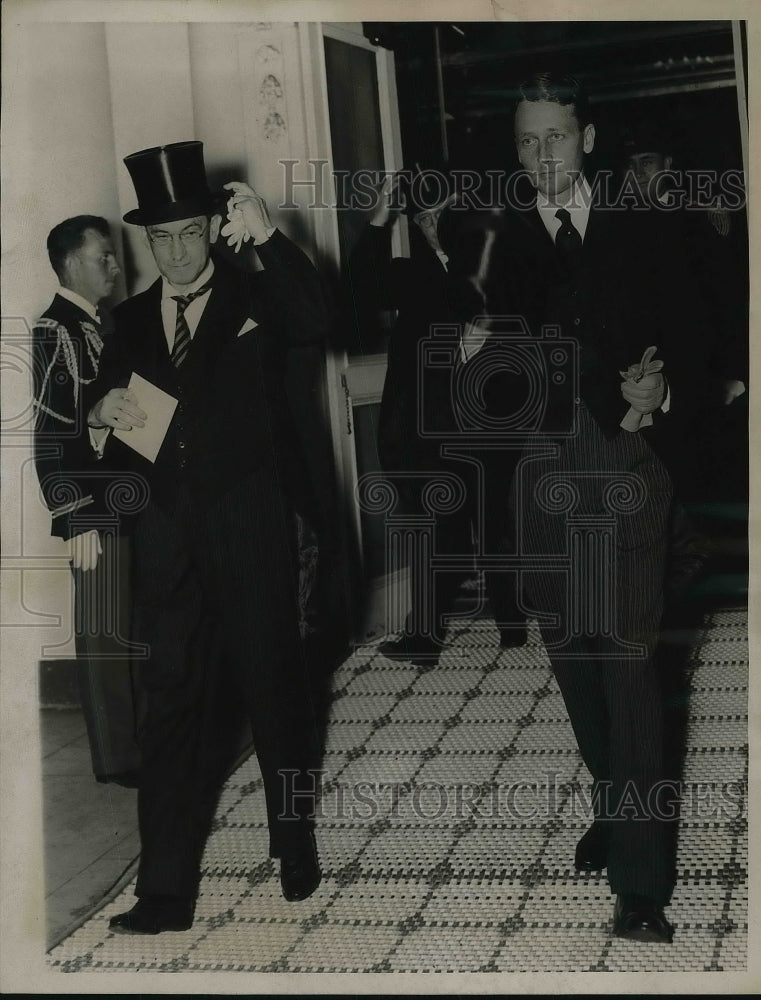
[170, 282, 212, 367]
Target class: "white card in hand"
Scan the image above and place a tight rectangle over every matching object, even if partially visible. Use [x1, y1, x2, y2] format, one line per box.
[113, 372, 178, 463]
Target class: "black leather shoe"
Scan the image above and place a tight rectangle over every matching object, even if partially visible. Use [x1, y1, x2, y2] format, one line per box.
[499, 626, 528, 648]
[378, 634, 441, 666]
[574, 822, 608, 871]
[280, 832, 321, 902]
[613, 894, 673, 943]
[109, 896, 195, 934]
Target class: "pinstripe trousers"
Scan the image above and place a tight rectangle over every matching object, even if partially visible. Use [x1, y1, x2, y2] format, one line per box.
[517, 404, 673, 903]
[130, 475, 319, 900]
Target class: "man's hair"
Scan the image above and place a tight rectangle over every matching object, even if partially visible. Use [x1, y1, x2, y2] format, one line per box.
[515, 72, 592, 129]
[47, 215, 111, 279]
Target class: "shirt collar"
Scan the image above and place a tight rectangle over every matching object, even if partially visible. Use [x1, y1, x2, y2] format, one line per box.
[536, 174, 593, 238]
[536, 174, 592, 218]
[161, 259, 215, 300]
[57, 286, 99, 321]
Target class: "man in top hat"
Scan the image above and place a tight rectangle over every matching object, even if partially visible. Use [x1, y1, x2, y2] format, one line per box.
[32, 215, 143, 786]
[349, 169, 527, 664]
[87, 141, 331, 934]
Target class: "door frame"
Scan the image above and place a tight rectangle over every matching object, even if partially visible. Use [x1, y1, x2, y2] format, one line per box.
[298, 22, 408, 640]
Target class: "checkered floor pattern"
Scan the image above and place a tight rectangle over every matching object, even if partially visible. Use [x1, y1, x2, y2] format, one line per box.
[48, 607, 748, 973]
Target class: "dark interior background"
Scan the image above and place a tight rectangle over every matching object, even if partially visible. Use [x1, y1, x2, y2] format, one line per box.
[364, 20, 746, 178]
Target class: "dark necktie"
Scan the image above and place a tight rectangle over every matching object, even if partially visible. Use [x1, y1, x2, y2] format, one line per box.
[170, 282, 212, 367]
[554, 207, 583, 272]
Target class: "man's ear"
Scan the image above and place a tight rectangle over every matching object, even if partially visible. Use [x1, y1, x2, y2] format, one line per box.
[583, 123, 596, 154]
[209, 214, 223, 244]
[60, 255, 77, 288]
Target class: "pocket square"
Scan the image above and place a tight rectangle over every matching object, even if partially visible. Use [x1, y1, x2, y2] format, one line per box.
[237, 318, 259, 337]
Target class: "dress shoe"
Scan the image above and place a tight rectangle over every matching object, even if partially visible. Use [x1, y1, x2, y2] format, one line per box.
[280, 832, 321, 902]
[378, 634, 441, 666]
[499, 625, 528, 648]
[96, 769, 141, 789]
[574, 822, 608, 872]
[613, 894, 673, 943]
[109, 895, 195, 934]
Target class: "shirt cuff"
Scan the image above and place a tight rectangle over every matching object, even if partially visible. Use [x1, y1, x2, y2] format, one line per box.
[661, 384, 671, 414]
[89, 426, 110, 457]
[253, 225, 277, 246]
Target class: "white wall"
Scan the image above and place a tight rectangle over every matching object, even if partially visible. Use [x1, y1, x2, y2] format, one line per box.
[2, 23, 127, 671]
[189, 21, 317, 253]
[3, 23, 125, 325]
[106, 22, 196, 293]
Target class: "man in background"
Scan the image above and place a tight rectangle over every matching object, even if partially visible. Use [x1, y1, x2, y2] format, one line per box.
[350, 170, 527, 665]
[621, 120, 748, 502]
[32, 215, 142, 786]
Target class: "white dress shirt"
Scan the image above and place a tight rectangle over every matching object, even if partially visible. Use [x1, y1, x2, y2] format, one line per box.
[160, 261, 215, 352]
[535, 174, 593, 244]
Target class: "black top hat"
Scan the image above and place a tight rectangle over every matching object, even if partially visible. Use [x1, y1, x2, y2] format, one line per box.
[123, 141, 221, 226]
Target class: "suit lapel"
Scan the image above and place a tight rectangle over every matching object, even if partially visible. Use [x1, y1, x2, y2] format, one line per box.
[582, 201, 614, 263]
[516, 205, 555, 251]
[143, 280, 171, 368]
[187, 261, 255, 360]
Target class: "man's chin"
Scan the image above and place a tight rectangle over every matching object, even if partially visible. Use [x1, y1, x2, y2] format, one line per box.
[166, 265, 196, 280]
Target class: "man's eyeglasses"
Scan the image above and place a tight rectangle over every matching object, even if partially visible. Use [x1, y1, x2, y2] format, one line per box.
[147, 225, 208, 247]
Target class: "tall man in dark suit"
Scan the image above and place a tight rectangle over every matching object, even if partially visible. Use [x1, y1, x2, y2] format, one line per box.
[87, 142, 331, 934]
[461, 73, 711, 942]
[32, 216, 142, 785]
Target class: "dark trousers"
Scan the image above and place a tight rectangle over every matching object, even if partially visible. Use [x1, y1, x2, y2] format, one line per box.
[518, 405, 673, 904]
[402, 451, 524, 644]
[131, 476, 319, 900]
[73, 532, 142, 777]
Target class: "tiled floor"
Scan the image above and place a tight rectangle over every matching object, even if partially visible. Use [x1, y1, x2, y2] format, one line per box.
[41, 709, 139, 948]
[47, 605, 748, 974]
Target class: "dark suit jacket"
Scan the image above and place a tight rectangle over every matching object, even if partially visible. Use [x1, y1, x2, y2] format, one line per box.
[32, 294, 114, 540]
[440, 191, 713, 494]
[350, 222, 463, 477]
[675, 204, 749, 389]
[89, 230, 331, 517]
